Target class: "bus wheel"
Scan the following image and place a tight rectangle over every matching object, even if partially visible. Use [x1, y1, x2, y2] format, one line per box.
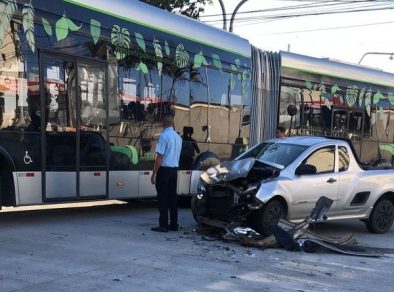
[0, 172, 2, 208]
[365, 199, 394, 234]
[192, 152, 220, 171]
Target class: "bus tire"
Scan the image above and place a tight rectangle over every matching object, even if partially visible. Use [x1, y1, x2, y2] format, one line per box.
[192, 152, 220, 171]
[0, 155, 15, 207]
[0, 172, 2, 209]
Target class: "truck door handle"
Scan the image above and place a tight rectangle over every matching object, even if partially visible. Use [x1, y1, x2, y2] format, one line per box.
[327, 178, 337, 183]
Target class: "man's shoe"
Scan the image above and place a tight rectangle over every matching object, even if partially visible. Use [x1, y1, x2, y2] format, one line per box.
[151, 226, 168, 233]
[169, 225, 179, 231]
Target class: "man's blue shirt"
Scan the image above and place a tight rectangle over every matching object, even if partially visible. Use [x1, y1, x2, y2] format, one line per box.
[155, 127, 182, 167]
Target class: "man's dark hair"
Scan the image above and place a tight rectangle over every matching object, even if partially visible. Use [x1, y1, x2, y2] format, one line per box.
[162, 114, 174, 128]
[276, 126, 285, 133]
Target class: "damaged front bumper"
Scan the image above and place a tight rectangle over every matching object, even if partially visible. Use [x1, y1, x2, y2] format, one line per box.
[192, 157, 279, 224]
[193, 180, 263, 223]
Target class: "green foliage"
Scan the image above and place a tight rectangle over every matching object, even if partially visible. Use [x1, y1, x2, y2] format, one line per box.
[164, 41, 170, 56]
[55, 15, 82, 41]
[365, 89, 372, 116]
[242, 69, 251, 99]
[212, 54, 222, 71]
[111, 25, 130, 60]
[0, 0, 17, 46]
[90, 19, 101, 44]
[230, 64, 239, 90]
[193, 51, 208, 69]
[305, 81, 313, 90]
[380, 144, 394, 155]
[56, 16, 69, 41]
[67, 18, 81, 31]
[135, 32, 146, 51]
[153, 38, 163, 75]
[373, 91, 384, 104]
[331, 84, 341, 94]
[22, 2, 35, 53]
[345, 85, 358, 107]
[388, 93, 394, 105]
[41, 17, 52, 36]
[229, 75, 235, 91]
[138, 62, 148, 74]
[175, 43, 189, 68]
[358, 88, 365, 107]
[139, 0, 213, 19]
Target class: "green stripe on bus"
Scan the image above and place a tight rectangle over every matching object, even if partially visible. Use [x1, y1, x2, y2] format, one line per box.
[282, 65, 394, 89]
[64, 0, 251, 59]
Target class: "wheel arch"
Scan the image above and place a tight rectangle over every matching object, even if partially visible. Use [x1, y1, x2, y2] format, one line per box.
[0, 146, 17, 207]
[267, 195, 288, 216]
[0, 146, 17, 172]
[375, 191, 394, 206]
[192, 151, 220, 170]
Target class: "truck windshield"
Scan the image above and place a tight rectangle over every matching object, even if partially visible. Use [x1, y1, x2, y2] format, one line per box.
[238, 142, 307, 167]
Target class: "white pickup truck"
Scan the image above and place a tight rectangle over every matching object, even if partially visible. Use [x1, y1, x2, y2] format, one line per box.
[192, 136, 394, 236]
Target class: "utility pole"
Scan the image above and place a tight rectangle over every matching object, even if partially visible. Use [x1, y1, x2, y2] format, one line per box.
[229, 0, 249, 32]
[217, 0, 249, 32]
[217, 0, 227, 31]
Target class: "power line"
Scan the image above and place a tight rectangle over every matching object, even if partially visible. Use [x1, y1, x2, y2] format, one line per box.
[203, 4, 394, 25]
[201, 1, 394, 25]
[200, 0, 390, 18]
[253, 20, 394, 35]
[200, 1, 340, 18]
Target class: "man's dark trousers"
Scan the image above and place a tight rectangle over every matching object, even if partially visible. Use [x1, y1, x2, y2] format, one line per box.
[156, 166, 178, 228]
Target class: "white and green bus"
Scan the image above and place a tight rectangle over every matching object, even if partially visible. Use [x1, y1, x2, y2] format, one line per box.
[0, 0, 393, 208]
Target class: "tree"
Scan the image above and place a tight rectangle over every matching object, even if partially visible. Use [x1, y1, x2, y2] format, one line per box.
[140, 0, 212, 19]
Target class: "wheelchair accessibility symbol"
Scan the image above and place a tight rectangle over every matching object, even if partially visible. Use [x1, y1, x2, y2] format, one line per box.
[24, 151, 33, 165]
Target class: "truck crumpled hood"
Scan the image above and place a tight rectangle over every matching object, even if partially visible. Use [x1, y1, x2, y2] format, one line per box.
[200, 158, 260, 184]
[200, 157, 283, 185]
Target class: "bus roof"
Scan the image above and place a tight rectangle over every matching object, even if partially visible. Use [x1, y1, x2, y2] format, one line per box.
[65, 0, 252, 58]
[280, 51, 394, 88]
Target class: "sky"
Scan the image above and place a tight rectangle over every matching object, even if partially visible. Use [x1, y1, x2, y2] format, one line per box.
[200, 0, 394, 74]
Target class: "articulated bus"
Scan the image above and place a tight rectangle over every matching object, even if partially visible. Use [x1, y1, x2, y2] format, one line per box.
[0, 0, 393, 208]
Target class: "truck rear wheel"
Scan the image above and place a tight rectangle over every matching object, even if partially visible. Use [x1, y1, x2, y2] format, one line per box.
[365, 199, 394, 234]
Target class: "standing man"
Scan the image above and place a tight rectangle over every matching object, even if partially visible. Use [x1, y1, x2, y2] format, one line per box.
[151, 115, 182, 232]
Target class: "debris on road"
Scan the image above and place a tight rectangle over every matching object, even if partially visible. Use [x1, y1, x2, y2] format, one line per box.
[223, 196, 383, 257]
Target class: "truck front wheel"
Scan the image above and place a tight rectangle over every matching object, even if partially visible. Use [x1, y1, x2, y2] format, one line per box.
[365, 199, 394, 234]
[254, 200, 286, 236]
[191, 196, 205, 224]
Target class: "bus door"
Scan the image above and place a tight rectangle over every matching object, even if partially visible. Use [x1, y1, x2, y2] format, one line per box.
[40, 52, 108, 201]
[78, 61, 108, 198]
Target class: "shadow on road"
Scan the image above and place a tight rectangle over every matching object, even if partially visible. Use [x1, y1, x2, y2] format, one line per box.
[0, 199, 161, 224]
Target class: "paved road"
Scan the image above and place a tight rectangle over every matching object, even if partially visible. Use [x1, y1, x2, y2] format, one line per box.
[0, 200, 393, 291]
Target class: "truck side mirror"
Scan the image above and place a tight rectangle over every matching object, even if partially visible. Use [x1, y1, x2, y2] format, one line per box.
[295, 164, 317, 175]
